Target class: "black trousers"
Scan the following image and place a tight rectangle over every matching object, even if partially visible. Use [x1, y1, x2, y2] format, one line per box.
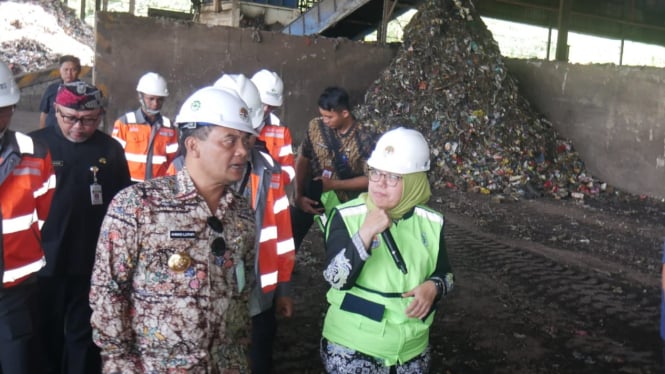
[0, 277, 44, 374]
[251, 306, 277, 374]
[290, 205, 314, 251]
[38, 275, 101, 374]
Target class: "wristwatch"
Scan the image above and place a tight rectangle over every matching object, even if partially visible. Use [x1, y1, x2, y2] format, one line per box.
[429, 276, 445, 299]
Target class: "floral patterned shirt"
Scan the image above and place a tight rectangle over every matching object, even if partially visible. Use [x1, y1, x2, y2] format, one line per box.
[90, 169, 256, 373]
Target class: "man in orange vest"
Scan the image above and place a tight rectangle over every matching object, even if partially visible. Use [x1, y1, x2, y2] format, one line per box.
[215, 73, 295, 373]
[112, 72, 178, 182]
[0, 60, 56, 374]
[251, 69, 295, 185]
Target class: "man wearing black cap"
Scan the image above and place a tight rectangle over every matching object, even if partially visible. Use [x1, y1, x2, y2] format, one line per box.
[30, 81, 131, 374]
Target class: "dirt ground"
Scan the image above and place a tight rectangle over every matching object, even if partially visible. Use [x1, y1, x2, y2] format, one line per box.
[273, 188, 664, 373]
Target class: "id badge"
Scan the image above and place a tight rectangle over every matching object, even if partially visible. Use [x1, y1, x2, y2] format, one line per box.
[322, 169, 333, 179]
[90, 183, 103, 205]
[235, 259, 246, 292]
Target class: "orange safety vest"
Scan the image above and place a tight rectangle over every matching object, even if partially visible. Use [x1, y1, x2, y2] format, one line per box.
[0, 131, 55, 287]
[112, 109, 178, 182]
[248, 150, 295, 292]
[259, 123, 295, 185]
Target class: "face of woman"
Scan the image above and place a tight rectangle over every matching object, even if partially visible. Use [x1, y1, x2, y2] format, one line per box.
[368, 169, 403, 210]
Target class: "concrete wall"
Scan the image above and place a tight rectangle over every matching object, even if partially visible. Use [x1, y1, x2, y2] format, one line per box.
[94, 12, 397, 140]
[505, 59, 665, 199]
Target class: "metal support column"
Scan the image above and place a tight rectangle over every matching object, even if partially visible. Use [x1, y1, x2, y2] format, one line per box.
[378, 0, 397, 44]
[555, 0, 571, 61]
[619, 38, 624, 66]
[546, 25, 552, 60]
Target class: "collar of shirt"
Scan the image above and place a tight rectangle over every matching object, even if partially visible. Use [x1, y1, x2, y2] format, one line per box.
[137, 108, 163, 126]
[174, 168, 200, 200]
[173, 168, 235, 214]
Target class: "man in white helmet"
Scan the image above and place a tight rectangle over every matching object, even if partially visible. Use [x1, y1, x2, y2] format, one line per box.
[91, 87, 257, 373]
[215, 73, 295, 373]
[250, 69, 296, 185]
[0, 60, 55, 374]
[112, 72, 178, 182]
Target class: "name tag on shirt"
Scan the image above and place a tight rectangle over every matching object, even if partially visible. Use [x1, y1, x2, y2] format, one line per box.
[170, 231, 197, 239]
[159, 129, 175, 137]
[90, 183, 103, 205]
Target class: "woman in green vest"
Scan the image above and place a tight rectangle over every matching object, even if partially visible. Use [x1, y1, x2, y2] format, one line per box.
[320, 127, 455, 373]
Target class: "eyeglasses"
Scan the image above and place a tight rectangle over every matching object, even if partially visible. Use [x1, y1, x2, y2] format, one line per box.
[207, 216, 227, 257]
[368, 168, 403, 187]
[57, 110, 99, 127]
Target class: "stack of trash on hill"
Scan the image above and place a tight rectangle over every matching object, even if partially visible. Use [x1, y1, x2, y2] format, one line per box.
[356, 0, 609, 201]
[0, 0, 94, 74]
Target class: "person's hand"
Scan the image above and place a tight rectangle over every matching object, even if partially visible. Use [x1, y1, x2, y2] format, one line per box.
[359, 208, 390, 238]
[357, 209, 391, 249]
[316, 176, 336, 192]
[402, 280, 437, 319]
[295, 195, 325, 215]
[275, 296, 293, 318]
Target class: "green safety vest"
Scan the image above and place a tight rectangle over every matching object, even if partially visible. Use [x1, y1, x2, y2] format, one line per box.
[322, 198, 444, 366]
[314, 190, 342, 230]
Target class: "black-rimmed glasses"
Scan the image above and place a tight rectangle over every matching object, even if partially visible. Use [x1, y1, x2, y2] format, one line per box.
[56, 109, 99, 127]
[207, 216, 227, 257]
[368, 168, 403, 187]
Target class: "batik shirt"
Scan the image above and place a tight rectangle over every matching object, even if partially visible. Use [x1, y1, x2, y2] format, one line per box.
[299, 117, 376, 203]
[90, 168, 256, 374]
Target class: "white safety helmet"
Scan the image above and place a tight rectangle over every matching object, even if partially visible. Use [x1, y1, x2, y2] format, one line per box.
[213, 74, 264, 130]
[250, 69, 283, 107]
[0, 62, 20, 107]
[175, 86, 256, 135]
[367, 127, 430, 174]
[136, 72, 169, 97]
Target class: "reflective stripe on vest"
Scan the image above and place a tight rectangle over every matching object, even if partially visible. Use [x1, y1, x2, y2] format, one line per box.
[2, 211, 37, 234]
[3, 257, 46, 283]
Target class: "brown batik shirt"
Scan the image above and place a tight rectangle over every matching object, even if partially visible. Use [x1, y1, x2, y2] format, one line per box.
[299, 117, 377, 203]
[90, 168, 256, 373]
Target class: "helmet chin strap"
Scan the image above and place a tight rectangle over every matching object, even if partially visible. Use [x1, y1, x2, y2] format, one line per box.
[144, 107, 161, 115]
[139, 94, 161, 116]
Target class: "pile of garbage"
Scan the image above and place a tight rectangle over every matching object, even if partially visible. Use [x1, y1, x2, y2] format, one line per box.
[0, 38, 60, 75]
[0, 0, 94, 74]
[356, 0, 607, 200]
[38, 0, 95, 47]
